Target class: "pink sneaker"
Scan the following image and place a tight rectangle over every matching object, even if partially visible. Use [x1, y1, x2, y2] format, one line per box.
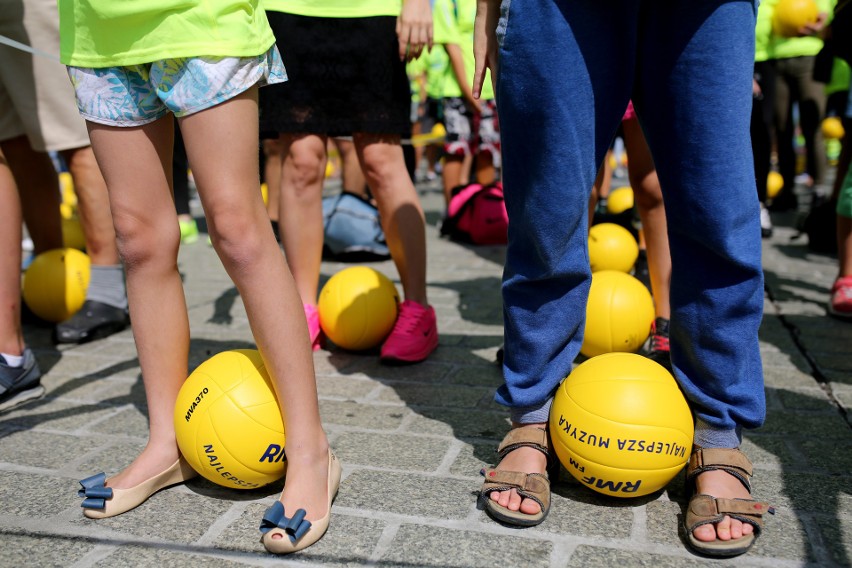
[829, 276, 852, 320]
[380, 300, 438, 364]
[304, 304, 322, 351]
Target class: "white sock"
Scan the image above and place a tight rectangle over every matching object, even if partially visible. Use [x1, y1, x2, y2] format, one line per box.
[1, 352, 23, 367]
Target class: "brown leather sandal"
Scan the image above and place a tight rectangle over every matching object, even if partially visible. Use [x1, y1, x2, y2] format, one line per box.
[684, 447, 775, 557]
[479, 426, 551, 527]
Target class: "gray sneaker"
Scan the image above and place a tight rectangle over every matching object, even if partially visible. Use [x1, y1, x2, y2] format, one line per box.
[0, 348, 45, 411]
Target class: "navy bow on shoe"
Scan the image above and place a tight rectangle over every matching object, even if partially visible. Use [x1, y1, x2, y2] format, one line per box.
[78, 473, 113, 510]
[259, 501, 311, 542]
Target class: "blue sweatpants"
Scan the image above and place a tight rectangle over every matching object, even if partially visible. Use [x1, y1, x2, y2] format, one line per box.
[496, 0, 765, 449]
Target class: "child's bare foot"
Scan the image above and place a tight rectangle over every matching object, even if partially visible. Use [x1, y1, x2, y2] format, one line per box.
[104, 441, 181, 489]
[480, 423, 551, 526]
[692, 468, 754, 542]
[490, 443, 548, 514]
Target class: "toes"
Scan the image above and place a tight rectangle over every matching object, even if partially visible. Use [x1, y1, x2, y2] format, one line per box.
[715, 515, 733, 541]
[692, 523, 717, 543]
[507, 490, 522, 512]
[519, 497, 541, 515]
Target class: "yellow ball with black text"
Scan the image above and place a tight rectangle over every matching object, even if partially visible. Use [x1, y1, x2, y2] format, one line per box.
[22, 248, 90, 322]
[581, 270, 655, 357]
[319, 267, 400, 351]
[550, 353, 694, 498]
[588, 223, 638, 273]
[174, 350, 286, 489]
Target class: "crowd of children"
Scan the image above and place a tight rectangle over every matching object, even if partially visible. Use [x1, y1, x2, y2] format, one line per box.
[1, 0, 850, 558]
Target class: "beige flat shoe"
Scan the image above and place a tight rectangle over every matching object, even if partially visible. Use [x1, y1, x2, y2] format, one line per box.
[78, 457, 198, 519]
[260, 449, 342, 554]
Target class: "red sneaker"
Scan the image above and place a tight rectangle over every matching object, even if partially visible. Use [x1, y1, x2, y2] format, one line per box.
[829, 276, 852, 320]
[646, 317, 672, 373]
[304, 304, 322, 351]
[380, 300, 438, 364]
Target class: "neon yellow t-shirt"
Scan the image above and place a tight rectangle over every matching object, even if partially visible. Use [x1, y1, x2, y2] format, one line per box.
[769, 0, 835, 60]
[425, 46, 449, 100]
[263, 0, 401, 18]
[432, 0, 494, 101]
[59, 0, 275, 67]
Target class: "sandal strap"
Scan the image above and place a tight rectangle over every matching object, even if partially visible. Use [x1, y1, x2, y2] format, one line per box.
[686, 494, 774, 536]
[497, 426, 550, 460]
[687, 447, 753, 491]
[480, 467, 550, 512]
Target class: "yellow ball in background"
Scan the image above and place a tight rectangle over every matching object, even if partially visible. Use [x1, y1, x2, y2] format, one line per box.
[588, 222, 639, 273]
[62, 215, 87, 251]
[260, 183, 269, 206]
[431, 122, 446, 139]
[767, 171, 784, 200]
[582, 270, 655, 358]
[174, 349, 287, 489]
[606, 186, 635, 215]
[22, 248, 90, 322]
[318, 267, 400, 351]
[550, 352, 694, 498]
[59, 171, 76, 210]
[772, 0, 819, 37]
[822, 117, 845, 140]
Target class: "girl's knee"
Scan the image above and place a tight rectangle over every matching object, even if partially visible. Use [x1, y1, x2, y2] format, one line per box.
[114, 217, 179, 270]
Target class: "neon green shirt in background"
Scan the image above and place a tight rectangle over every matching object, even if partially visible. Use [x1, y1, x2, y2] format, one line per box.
[407, 56, 427, 104]
[425, 47, 448, 100]
[826, 58, 850, 95]
[59, 0, 274, 67]
[432, 0, 494, 101]
[755, 0, 775, 62]
[770, 0, 835, 60]
[262, 0, 401, 17]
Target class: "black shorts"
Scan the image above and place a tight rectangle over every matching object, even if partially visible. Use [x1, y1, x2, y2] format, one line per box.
[259, 12, 412, 137]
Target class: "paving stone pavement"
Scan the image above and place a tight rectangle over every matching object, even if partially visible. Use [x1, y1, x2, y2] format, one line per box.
[2, 177, 851, 568]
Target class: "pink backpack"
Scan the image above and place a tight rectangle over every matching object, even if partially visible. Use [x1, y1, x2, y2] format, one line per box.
[440, 182, 509, 245]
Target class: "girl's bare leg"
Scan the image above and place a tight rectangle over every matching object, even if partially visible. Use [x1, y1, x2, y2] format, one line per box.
[275, 133, 328, 307]
[623, 119, 671, 320]
[86, 116, 187, 487]
[354, 132, 428, 304]
[179, 88, 329, 521]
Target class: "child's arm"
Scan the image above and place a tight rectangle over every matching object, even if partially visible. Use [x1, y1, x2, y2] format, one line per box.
[473, 0, 500, 99]
[397, 0, 433, 61]
[445, 43, 480, 111]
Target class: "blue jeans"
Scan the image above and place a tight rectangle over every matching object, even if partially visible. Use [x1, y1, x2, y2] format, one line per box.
[496, 0, 765, 449]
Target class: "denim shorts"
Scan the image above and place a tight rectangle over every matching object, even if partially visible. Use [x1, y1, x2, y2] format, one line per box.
[67, 46, 286, 127]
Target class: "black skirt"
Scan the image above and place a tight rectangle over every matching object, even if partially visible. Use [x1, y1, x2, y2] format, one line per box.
[260, 12, 412, 137]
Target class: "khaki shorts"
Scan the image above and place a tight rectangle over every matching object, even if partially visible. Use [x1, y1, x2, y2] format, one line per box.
[0, 0, 90, 151]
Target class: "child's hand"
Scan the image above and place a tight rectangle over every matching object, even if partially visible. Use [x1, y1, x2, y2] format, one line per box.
[797, 12, 827, 37]
[397, 0, 433, 61]
[473, 0, 500, 99]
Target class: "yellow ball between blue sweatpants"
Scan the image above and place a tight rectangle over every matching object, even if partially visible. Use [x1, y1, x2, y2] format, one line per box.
[550, 353, 694, 497]
[318, 266, 400, 351]
[22, 248, 90, 322]
[606, 186, 634, 215]
[581, 270, 654, 357]
[588, 223, 638, 273]
[174, 350, 286, 489]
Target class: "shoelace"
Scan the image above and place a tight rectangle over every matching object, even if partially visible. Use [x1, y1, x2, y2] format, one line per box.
[649, 333, 670, 352]
[393, 306, 423, 334]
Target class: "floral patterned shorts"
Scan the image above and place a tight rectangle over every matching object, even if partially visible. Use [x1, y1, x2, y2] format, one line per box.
[67, 46, 286, 127]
